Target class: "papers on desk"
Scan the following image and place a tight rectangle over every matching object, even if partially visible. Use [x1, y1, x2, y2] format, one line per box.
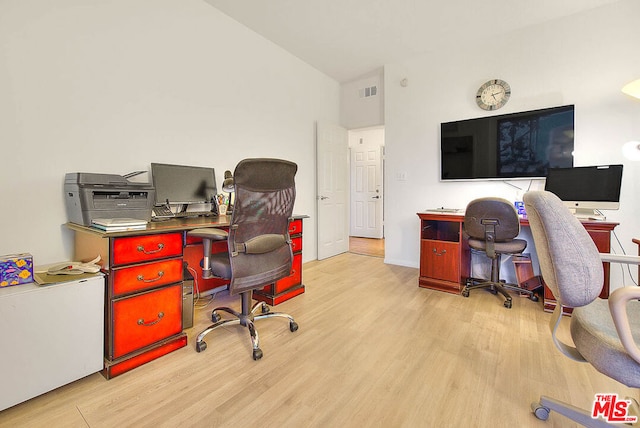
[91, 218, 148, 232]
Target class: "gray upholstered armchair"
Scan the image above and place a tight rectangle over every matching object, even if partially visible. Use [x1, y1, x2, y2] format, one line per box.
[524, 190, 640, 427]
[188, 158, 299, 360]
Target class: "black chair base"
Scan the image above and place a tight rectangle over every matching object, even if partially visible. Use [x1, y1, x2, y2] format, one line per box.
[195, 291, 298, 360]
[462, 277, 539, 309]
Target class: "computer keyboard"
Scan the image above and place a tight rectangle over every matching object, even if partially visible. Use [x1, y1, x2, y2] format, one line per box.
[152, 206, 214, 220]
[153, 206, 173, 218]
[426, 207, 463, 213]
[177, 210, 214, 218]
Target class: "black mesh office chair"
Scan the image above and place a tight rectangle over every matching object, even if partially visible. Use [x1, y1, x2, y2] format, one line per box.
[461, 197, 538, 308]
[187, 158, 299, 360]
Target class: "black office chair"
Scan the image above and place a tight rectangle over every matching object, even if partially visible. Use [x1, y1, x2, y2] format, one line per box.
[461, 197, 538, 308]
[187, 158, 299, 360]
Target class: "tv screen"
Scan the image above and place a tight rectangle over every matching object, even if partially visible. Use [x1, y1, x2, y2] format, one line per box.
[441, 105, 574, 180]
[151, 163, 217, 205]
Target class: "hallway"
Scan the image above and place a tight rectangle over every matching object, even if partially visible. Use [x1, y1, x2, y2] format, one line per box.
[349, 236, 384, 258]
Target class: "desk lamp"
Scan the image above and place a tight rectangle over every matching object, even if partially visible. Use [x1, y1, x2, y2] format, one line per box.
[222, 170, 235, 214]
[622, 79, 640, 161]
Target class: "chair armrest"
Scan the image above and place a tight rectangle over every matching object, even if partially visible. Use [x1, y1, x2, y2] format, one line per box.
[599, 254, 640, 265]
[187, 227, 228, 241]
[241, 234, 286, 254]
[609, 286, 640, 365]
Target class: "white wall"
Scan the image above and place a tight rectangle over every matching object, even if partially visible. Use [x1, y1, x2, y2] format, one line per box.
[0, 0, 340, 265]
[383, 0, 640, 286]
[341, 68, 384, 129]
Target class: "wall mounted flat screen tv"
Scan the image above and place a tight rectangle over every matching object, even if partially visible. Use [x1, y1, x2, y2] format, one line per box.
[441, 105, 574, 180]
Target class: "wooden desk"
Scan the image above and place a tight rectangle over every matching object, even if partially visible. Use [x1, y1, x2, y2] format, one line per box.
[68, 215, 306, 377]
[416, 212, 618, 311]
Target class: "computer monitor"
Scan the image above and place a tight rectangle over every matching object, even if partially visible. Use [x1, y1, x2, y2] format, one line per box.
[151, 163, 217, 206]
[544, 164, 623, 218]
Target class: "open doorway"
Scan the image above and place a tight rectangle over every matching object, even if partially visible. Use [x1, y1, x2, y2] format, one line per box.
[348, 126, 384, 257]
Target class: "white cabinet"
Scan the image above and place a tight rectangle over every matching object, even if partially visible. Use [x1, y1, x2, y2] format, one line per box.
[0, 275, 104, 411]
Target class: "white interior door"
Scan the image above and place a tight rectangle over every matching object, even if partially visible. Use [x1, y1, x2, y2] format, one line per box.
[316, 122, 349, 260]
[350, 132, 383, 238]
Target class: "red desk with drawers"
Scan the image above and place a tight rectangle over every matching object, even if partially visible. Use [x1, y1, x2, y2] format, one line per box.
[68, 215, 306, 378]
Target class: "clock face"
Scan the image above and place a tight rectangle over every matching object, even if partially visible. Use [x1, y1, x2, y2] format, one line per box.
[476, 79, 511, 110]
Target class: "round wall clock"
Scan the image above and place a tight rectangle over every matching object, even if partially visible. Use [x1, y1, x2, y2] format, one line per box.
[476, 79, 511, 110]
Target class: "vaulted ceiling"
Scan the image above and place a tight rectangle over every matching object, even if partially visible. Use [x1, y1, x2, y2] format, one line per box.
[204, 0, 622, 82]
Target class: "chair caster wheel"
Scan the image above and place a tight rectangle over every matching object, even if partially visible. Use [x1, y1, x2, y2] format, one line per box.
[211, 311, 221, 322]
[253, 348, 263, 360]
[290, 321, 299, 332]
[532, 402, 550, 421]
[261, 304, 270, 314]
[530, 294, 539, 302]
[196, 341, 207, 352]
[461, 289, 470, 298]
[504, 300, 512, 309]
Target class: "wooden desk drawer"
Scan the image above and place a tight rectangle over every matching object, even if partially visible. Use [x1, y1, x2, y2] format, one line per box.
[111, 258, 183, 296]
[110, 284, 183, 359]
[111, 233, 183, 266]
[421, 240, 459, 283]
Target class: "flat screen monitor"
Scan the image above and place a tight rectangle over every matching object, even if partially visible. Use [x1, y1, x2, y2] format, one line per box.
[544, 164, 623, 216]
[151, 163, 217, 205]
[441, 105, 574, 180]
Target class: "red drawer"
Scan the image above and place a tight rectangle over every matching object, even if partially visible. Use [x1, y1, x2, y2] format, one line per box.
[111, 233, 183, 266]
[104, 334, 187, 379]
[273, 252, 302, 293]
[110, 284, 183, 359]
[288, 219, 302, 235]
[111, 258, 183, 296]
[290, 236, 302, 253]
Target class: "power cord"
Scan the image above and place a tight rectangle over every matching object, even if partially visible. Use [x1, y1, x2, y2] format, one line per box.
[187, 264, 224, 308]
[611, 230, 638, 287]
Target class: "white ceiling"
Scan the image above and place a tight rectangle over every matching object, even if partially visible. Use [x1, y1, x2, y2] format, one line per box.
[203, 0, 622, 83]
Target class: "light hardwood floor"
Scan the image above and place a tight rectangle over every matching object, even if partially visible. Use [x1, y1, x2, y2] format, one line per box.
[0, 253, 636, 427]
[349, 236, 384, 258]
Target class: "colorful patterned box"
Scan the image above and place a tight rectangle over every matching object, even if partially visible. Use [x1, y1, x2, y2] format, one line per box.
[0, 253, 33, 287]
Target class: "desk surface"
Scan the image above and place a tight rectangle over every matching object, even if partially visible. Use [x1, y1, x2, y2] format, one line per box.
[66, 214, 308, 238]
[417, 211, 619, 230]
[67, 216, 231, 237]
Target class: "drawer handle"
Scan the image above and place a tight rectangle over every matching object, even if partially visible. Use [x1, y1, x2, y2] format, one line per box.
[432, 248, 447, 256]
[137, 271, 164, 283]
[137, 312, 164, 327]
[137, 243, 165, 254]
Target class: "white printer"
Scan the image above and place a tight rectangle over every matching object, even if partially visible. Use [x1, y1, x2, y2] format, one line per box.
[64, 172, 155, 226]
